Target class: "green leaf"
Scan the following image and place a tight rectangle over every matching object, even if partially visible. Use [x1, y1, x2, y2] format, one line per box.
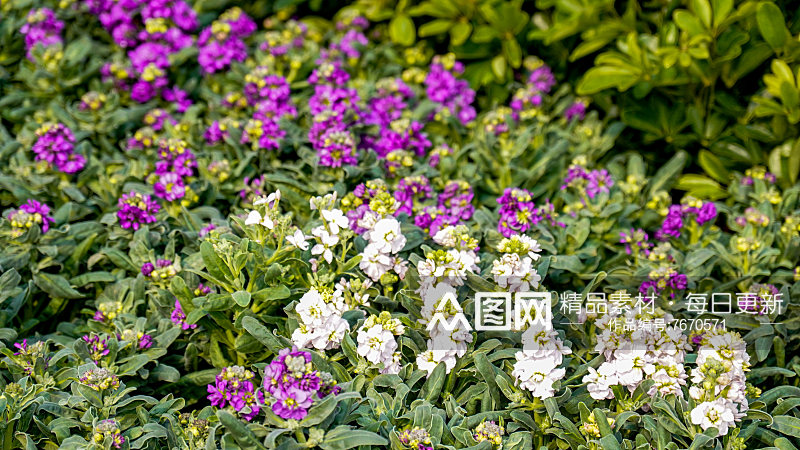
[34, 273, 83, 299]
[69, 271, 116, 287]
[648, 150, 688, 195]
[231, 290, 251, 307]
[450, 21, 472, 46]
[757, 2, 788, 50]
[217, 410, 266, 449]
[422, 362, 446, 402]
[389, 14, 416, 46]
[577, 65, 639, 94]
[772, 415, 800, 438]
[419, 19, 453, 37]
[691, 0, 712, 29]
[319, 427, 388, 449]
[697, 149, 730, 184]
[241, 316, 285, 354]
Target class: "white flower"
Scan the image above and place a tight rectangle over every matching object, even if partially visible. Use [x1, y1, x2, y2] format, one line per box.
[491, 253, 540, 292]
[357, 324, 397, 365]
[244, 210, 274, 229]
[286, 229, 309, 250]
[416, 348, 458, 376]
[312, 316, 350, 350]
[357, 210, 380, 232]
[310, 192, 337, 211]
[321, 209, 349, 234]
[512, 351, 565, 399]
[311, 229, 339, 264]
[368, 218, 406, 254]
[294, 288, 330, 325]
[690, 399, 737, 437]
[517, 235, 542, 260]
[583, 363, 617, 400]
[381, 352, 402, 375]
[255, 189, 281, 207]
[392, 257, 409, 279]
[359, 244, 393, 281]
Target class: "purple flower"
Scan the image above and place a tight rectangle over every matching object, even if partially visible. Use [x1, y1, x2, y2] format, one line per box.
[153, 172, 186, 202]
[207, 366, 264, 421]
[272, 387, 313, 420]
[497, 188, 536, 237]
[425, 57, 476, 125]
[316, 128, 358, 167]
[619, 229, 651, 257]
[141, 262, 154, 277]
[117, 191, 160, 230]
[31, 123, 85, 173]
[82, 334, 110, 363]
[656, 205, 684, 240]
[261, 347, 339, 420]
[138, 334, 153, 349]
[9, 199, 55, 236]
[586, 169, 613, 199]
[20, 8, 64, 59]
[171, 299, 196, 330]
[528, 64, 556, 93]
[565, 100, 587, 122]
[696, 202, 717, 225]
[197, 8, 254, 74]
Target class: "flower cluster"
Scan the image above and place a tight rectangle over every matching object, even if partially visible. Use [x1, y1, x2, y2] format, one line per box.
[356, 312, 405, 374]
[497, 188, 539, 237]
[737, 283, 780, 315]
[262, 348, 340, 420]
[561, 160, 614, 200]
[207, 365, 264, 421]
[119, 329, 153, 350]
[90, 0, 197, 104]
[20, 8, 63, 60]
[178, 413, 210, 449]
[239, 69, 296, 151]
[582, 293, 691, 400]
[93, 301, 123, 322]
[92, 419, 125, 449]
[291, 286, 351, 351]
[473, 420, 505, 448]
[307, 64, 361, 167]
[198, 7, 255, 74]
[689, 329, 752, 437]
[425, 54, 476, 125]
[80, 366, 121, 391]
[12, 339, 48, 375]
[510, 62, 555, 120]
[150, 138, 196, 203]
[639, 266, 688, 299]
[491, 234, 543, 293]
[82, 334, 111, 363]
[7, 199, 54, 238]
[656, 197, 717, 240]
[359, 216, 408, 282]
[142, 258, 179, 280]
[416, 227, 480, 375]
[31, 123, 85, 173]
[398, 427, 434, 450]
[171, 298, 196, 330]
[619, 228, 652, 258]
[117, 191, 160, 229]
[512, 325, 571, 399]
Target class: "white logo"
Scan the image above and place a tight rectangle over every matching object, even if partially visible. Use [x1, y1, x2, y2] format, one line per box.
[427, 291, 472, 332]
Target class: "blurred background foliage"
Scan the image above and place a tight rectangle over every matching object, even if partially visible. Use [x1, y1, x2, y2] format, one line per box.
[207, 0, 800, 201]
